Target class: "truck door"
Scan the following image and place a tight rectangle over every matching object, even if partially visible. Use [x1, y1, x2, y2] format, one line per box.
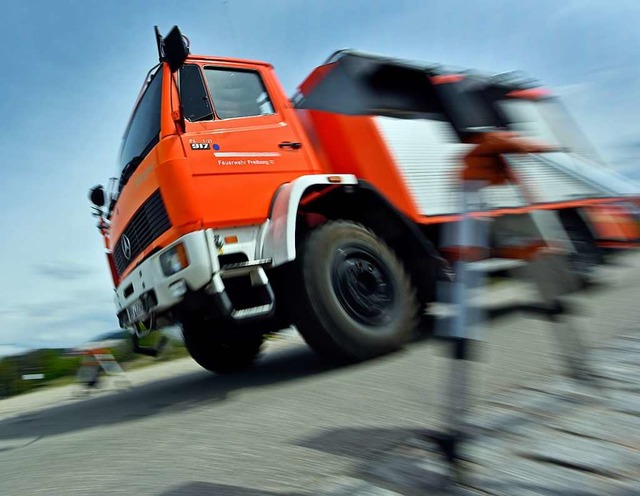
[178, 62, 317, 226]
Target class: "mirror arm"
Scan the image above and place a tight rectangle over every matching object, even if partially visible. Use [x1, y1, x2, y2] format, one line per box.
[154, 26, 165, 64]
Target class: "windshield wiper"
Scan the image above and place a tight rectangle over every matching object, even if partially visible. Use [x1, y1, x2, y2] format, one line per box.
[118, 155, 144, 192]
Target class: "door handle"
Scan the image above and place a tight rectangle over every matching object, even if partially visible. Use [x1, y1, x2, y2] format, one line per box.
[279, 141, 302, 150]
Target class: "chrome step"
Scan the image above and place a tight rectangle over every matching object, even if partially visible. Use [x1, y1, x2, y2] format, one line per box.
[220, 258, 273, 277]
[466, 258, 528, 273]
[231, 304, 274, 320]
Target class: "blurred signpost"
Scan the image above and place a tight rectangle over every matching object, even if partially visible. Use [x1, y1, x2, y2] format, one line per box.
[75, 348, 130, 395]
[431, 134, 599, 484]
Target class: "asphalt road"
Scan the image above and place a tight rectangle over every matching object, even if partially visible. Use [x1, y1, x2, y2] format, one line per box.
[1, 252, 639, 496]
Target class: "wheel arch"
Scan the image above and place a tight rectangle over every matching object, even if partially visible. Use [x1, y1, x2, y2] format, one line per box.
[261, 176, 448, 304]
[261, 174, 358, 266]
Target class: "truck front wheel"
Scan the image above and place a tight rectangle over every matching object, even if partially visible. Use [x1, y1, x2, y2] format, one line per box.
[291, 221, 419, 363]
[180, 318, 266, 374]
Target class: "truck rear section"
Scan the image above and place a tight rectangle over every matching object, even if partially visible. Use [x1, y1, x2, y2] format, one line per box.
[89, 27, 639, 373]
[294, 50, 639, 269]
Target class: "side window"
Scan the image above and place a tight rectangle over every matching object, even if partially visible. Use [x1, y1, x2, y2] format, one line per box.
[179, 64, 213, 122]
[203, 67, 275, 119]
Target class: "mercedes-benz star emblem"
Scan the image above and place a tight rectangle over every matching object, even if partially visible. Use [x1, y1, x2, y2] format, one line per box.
[121, 234, 132, 260]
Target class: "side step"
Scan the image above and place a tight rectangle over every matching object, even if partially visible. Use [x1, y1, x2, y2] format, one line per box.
[216, 262, 275, 321]
[231, 304, 273, 320]
[220, 258, 273, 277]
[466, 258, 528, 273]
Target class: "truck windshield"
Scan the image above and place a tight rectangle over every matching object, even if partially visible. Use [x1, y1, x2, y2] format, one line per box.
[118, 68, 163, 177]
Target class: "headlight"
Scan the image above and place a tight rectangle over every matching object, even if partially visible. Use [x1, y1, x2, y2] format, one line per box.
[160, 243, 189, 276]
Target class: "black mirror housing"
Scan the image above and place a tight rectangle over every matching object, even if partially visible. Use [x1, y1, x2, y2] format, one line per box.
[89, 185, 105, 207]
[161, 26, 189, 72]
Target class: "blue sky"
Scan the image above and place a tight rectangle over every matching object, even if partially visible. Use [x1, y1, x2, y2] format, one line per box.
[0, 0, 639, 351]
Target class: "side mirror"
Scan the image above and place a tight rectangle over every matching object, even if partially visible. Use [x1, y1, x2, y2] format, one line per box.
[89, 185, 105, 207]
[156, 25, 189, 72]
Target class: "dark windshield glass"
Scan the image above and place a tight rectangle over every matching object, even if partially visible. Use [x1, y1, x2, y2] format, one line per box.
[118, 69, 163, 171]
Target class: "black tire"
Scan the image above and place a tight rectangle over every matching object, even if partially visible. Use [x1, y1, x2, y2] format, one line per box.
[291, 220, 419, 363]
[180, 318, 266, 374]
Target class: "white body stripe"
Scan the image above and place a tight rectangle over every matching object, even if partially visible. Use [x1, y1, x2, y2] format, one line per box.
[373, 116, 627, 215]
[374, 116, 525, 216]
[214, 152, 281, 157]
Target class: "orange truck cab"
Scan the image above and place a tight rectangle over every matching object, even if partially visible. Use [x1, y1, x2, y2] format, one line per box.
[88, 26, 638, 372]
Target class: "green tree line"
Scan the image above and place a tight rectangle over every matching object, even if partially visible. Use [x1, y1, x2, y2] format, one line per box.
[0, 336, 187, 398]
[0, 349, 82, 397]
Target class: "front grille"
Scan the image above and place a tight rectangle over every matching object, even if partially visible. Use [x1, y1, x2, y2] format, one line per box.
[113, 190, 171, 276]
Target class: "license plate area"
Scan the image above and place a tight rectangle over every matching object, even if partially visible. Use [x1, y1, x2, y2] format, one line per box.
[126, 299, 146, 322]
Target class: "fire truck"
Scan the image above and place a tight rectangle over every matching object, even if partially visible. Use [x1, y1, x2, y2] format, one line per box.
[89, 26, 639, 373]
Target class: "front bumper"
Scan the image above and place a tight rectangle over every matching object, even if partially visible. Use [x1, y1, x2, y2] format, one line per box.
[114, 230, 218, 327]
[114, 227, 274, 328]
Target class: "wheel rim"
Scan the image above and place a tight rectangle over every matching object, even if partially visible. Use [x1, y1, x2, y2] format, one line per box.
[331, 245, 396, 326]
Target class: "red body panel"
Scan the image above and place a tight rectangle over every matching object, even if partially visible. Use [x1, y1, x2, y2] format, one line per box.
[300, 110, 421, 221]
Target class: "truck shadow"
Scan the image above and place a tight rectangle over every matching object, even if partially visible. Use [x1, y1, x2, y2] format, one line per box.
[0, 299, 566, 443]
[296, 425, 429, 493]
[0, 345, 337, 442]
[298, 425, 423, 460]
[297, 426, 615, 496]
[157, 481, 304, 496]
